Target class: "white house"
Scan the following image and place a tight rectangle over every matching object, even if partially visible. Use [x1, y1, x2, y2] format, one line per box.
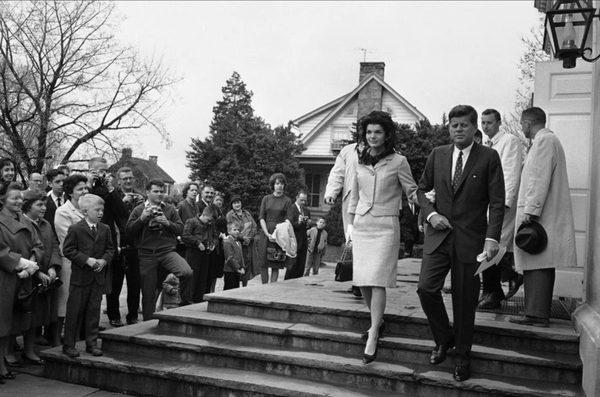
[292, 62, 426, 215]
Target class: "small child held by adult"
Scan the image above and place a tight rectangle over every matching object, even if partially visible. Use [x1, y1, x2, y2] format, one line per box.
[304, 217, 328, 276]
[222, 222, 246, 290]
[161, 273, 181, 310]
[61, 194, 114, 358]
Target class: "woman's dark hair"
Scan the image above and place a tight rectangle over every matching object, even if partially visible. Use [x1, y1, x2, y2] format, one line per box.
[269, 173, 287, 190]
[63, 174, 88, 201]
[22, 189, 46, 214]
[0, 158, 16, 183]
[357, 111, 397, 164]
[182, 182, 199, 199]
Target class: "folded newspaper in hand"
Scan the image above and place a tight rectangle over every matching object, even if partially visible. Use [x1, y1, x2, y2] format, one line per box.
[475, 245, 507, 276]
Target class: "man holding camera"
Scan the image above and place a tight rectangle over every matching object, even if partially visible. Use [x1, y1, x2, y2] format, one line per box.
[105, 167, 146, 326]
[126, 179, 193, 320]
[87, 157, 129, 327]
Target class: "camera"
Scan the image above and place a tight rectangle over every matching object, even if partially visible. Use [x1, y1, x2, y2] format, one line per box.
[151, 206, 163, 218]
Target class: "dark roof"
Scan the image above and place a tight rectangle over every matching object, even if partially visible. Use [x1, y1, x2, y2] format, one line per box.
[108, 156, 175, 185]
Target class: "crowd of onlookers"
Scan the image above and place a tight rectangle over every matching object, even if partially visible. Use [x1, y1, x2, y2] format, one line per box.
[0, 157, 327, 382]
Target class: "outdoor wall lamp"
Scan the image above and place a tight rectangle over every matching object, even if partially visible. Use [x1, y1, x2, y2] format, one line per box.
[544, 0, 600, 68]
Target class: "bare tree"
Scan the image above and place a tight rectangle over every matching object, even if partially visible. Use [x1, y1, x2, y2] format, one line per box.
[0, 0, 175, 174]
[503, 18, 550, 142]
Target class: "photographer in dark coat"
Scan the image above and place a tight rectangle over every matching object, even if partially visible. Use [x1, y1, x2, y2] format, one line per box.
[126, 179, 193, 320]
[107, 167, 145, 326]
[86, 158, 128, 327]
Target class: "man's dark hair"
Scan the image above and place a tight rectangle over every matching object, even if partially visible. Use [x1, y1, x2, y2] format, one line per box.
[146, 179, 165, 191]
[448, 105, 478, 126]
[46, 169, 64, 183]
[482, 108, 501, 122]
[63, 174, 88, 200]
[182, 182, 199, 198]
[269, 173, 287, 190]
[521, 107, 547, 126]
[117, 167, 133, 178]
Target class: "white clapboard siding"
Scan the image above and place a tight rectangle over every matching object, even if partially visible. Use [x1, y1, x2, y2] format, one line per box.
[302, 99, 357, 156]
[297, 108, 332, 139]
[382, 91, 421, 125]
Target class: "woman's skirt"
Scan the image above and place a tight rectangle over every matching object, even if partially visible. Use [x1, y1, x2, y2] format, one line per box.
[352, 213, 400, 288]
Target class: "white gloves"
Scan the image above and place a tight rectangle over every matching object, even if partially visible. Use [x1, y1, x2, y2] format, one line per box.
[345, 224, 354, 242]
[16, 257, 39, 278]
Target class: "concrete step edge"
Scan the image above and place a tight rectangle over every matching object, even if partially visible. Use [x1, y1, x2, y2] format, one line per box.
[146, 310, 582, 369]
[41, 343, 583, 397]
[102, 327, 583, 376]
[203, 296, 580, 342]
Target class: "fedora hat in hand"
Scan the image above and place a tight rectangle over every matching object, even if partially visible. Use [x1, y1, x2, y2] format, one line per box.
[515, 220, 548, 254]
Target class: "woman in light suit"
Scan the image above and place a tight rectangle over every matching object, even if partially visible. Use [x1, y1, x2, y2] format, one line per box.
[347, 111, 417, 364]
[54, 174, 89, 336]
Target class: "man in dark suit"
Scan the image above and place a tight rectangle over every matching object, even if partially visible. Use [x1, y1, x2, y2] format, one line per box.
[417, 105, 505, 382]
[285, 190, 311, 280]
[44, 168, 66, 235]
[86, 157, 128, 327]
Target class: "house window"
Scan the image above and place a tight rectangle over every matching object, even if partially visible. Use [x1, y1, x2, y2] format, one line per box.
[331, 125, 351, 141]
[305, 173, 321, 208]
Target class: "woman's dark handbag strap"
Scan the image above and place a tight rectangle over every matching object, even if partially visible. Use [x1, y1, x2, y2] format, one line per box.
[334, 243, 353, 282]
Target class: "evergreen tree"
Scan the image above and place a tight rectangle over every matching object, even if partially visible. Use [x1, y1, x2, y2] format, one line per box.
[186, 72, 304, 215]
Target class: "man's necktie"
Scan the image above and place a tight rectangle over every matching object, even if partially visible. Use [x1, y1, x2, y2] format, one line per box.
[452, 151, 463, 192]
[56, 197, 61, 207]
[91, 225, 97, 238]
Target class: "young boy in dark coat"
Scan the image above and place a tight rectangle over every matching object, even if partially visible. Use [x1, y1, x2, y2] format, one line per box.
[222, 222, 245, 290]
[62, 194, 114, 358]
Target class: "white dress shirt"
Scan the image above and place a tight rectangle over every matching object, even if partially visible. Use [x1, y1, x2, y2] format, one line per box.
[451, 142, 474, 181]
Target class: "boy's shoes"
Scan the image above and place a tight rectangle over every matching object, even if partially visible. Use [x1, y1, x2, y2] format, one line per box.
[62, 347, 80, 358]
[126, 318, 138, 325]
[109, 319, 124, 327]
[86, 347, 103, 356]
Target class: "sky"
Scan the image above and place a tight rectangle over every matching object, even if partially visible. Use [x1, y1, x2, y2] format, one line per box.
[114, 1, 542, 183]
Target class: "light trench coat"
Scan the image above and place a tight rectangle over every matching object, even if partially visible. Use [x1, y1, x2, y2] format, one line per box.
[514, 129, 576, 272]
[324, 143, 359, 230]
[484, 131, 524, 251]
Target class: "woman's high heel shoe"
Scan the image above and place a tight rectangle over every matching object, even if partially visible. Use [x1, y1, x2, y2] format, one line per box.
[362, 328, 382, 364]
[361, 321, 385, 340]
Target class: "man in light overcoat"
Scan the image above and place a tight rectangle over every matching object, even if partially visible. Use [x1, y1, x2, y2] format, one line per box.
[510, 107, 576, 327]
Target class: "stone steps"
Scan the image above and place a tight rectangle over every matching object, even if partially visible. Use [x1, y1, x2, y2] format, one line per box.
[40, 272, 584, 396]
[205, 294, 580, 355]
[103, 320, 583, 396]
[149, 305, 581, 385]
[43, 342, 393, 397]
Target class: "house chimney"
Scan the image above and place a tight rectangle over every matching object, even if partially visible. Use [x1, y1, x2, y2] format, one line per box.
[148, 155, 158, 164]
[122, 148, 132, 160]
[357, 62, 385, 119]
[359, 62, 385, 83]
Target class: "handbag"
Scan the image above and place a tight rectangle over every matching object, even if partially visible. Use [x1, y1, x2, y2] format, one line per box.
[334, 242, 353, 282]
[266, 241, 286, 262]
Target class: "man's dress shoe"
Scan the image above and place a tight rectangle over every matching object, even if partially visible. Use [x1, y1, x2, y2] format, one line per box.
[454, 360, 471, 382]
[505, 273, 524, 300]
[429, 340, 454, 365]
[509, 315, 549, 327]
[478, 293, 502, 310]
